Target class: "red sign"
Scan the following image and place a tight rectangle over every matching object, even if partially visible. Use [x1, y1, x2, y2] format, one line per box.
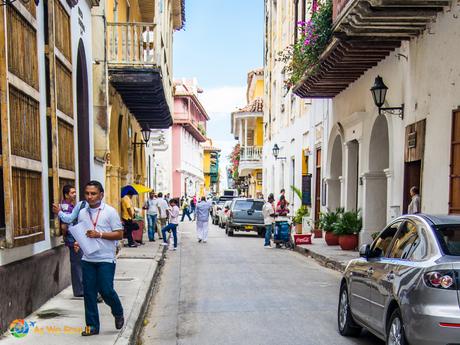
[294, 234, 312, 245]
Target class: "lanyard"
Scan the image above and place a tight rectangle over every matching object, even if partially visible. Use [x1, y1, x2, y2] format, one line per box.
[87, 208, 102, 230]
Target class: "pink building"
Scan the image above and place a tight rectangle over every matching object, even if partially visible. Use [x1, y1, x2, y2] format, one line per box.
[171, 79, 209, 198]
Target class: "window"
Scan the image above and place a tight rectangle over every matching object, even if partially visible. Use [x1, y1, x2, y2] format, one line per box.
[389, 221, 427, 260]
[434, 225, 460, 256]
[234, 200, 263, 211]
[371, 221, 401, 258]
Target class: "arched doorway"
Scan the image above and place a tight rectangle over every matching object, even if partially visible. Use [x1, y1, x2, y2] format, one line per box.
[76, 40, 90, 197]
[328, 135, 343, 210]
[363, 115, 389, 240]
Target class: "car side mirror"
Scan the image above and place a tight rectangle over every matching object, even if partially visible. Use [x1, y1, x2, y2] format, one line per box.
[359, 244, 371, 259]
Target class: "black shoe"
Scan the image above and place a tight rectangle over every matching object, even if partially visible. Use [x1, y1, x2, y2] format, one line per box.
[81, 327, 99, 336]
[74, 294, 84, 298]
[198, 239, 202, 243]
[149, 239, 155, 242]
[115, 315, 124, 330]
[97, 294, 103, 303]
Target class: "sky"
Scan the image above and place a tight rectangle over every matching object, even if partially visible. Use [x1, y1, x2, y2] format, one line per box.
[173, 0, 264, 189]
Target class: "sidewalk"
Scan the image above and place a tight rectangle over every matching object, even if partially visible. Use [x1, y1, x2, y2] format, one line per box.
[0, 235, 166, 345]
[294, 236, 358, 273]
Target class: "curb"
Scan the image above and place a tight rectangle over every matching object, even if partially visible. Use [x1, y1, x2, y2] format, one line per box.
[293, 244, 347, 273]
[114, 244, 168, 345]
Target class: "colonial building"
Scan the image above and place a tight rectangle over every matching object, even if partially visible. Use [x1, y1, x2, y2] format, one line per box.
[0, 0, 98, 331]
[263, 0, 330, 222]
[91, 0, 184, 211]
[293, 0, 458, 243]
[231, 68, 264, 199]
[203, 139, 221, 196]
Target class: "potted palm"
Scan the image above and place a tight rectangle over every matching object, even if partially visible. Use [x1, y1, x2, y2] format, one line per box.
[333, 210, 362, 250]
[318, 208, 342, 245]
[293, 205, 309, 234]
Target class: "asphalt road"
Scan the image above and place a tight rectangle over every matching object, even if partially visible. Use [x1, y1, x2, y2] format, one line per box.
[139, 221, 383, 345]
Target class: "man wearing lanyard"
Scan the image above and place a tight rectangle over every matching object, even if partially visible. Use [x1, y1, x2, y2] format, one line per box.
[57, 181, 124, 336]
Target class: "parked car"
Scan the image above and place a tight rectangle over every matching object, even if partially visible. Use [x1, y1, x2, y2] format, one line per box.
[211, 199, 226, 224]
[218, 200, 232, 228]
[226, 198, 265, 237]
[338, 214, 460, 345]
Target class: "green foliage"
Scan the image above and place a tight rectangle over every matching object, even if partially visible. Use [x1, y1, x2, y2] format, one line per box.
[277, 0, 333, 87]
[293, 205, 310, 224]
[333, 210, 362, 236]
[318, 208, 343, 232]
[290, 185, 302, 201]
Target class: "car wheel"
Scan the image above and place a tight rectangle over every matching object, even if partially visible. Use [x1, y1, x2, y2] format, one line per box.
[338, 284, 361, 337]
[228, 227, 234, 237]
[386, 309, 407, 345]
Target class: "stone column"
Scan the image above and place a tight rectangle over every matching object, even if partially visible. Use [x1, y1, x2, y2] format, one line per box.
[361, 171, 387, 245]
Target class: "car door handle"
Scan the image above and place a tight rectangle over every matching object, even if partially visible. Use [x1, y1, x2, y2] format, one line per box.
[386, 272, 395, 281]
[367, 268, 374, 276]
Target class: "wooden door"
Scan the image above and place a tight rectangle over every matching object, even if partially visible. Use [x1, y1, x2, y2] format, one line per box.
[450, 111, 460, 214]
[403, 160, 421, 213]
[314, 149, 321, 224]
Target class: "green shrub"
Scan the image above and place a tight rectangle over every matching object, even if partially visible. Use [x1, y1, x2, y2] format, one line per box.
[333, 210, 362, 236]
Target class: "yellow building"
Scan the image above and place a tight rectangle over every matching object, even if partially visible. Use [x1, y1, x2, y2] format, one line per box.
[231, 69, 264, 198]
[92, 0, 184, 211]
[203, 139, 221, 196]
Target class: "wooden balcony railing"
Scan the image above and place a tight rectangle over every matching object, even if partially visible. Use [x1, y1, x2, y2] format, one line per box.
[241, 146, 263, 161]
[333, 0, 350, 21]
[107, 22, 157, 65]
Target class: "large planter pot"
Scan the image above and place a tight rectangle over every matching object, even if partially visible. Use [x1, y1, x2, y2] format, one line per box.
[295, 223, 302, 234]
[324, 231, 339, 246]
[339, 234, 359, 251]
[313, 228, 323, 238]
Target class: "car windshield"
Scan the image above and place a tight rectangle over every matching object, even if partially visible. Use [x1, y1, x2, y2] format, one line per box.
[234, 200, 263, 211]
[434, 225, 460, 256]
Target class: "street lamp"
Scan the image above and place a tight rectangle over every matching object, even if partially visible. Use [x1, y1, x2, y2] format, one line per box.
[370, 76, 404, 119]
[132, 128, 152, 146]
[272, 144, 286, 160]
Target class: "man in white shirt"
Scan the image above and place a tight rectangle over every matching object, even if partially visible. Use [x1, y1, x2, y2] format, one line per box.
[57, 180, 124, 336]
[161, 199, 180, 250]
[156, 192, 169, 239]
[262, 194, 276, 248]
[196, 196, 212, 243]
[143, 191, 159, 241]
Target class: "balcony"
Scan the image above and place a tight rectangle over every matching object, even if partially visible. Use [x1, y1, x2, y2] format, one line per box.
[107, 22, 172, 129]
[239, 146, 262, 176]
[293, 0, 449, 98]
[174, 118, 207, 142]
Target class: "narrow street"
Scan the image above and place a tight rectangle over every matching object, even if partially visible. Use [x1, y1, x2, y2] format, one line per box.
[139, 221, 382, 345]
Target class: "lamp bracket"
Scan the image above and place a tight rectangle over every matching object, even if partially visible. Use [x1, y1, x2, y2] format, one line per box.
[275, 157, 287, 161]
[132, 142, 147, 146]
[379, 104, 404, 120]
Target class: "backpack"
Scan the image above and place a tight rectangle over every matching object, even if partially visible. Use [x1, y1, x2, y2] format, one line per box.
[72, 200, 87, 226]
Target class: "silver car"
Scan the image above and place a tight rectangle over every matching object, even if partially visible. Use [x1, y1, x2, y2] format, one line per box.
[338, 214, 460, 345]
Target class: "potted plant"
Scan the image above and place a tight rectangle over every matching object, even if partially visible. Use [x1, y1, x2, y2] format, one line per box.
[293, 205, 309, 234]
[333, 210, 362, 251]
[318, 208, 343, 245]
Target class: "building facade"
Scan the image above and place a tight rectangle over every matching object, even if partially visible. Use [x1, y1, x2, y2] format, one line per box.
[263, 0, 330, 222]
[231, 69, 264, 199]
[0, 0, 98, 331]
[203, 139, 221, 196]
[293, 0, 459, 243]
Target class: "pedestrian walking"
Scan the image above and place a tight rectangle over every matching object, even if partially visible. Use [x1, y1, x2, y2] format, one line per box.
[156, 192, 169, 238]
[121, 191, 138, 247]
[161, 199, 180, 250]
[180, 197, 192, 221]
[56, 181, 124, 336]
[263, 194, 276, 248]
[143, 191, 159, 241]
[196, 196, 212, 243]
[407, 186, 421, 214]
[190, 195, 197, 220]
[59, 184, 84, 297]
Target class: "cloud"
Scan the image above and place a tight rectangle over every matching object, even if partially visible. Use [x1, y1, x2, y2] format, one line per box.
[199, 86, 246, 116]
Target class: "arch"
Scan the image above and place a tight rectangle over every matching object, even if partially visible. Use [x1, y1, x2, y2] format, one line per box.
[369, 115, 389, 171]
[328, 134, 343, 210]
[76, 39, 90, 196]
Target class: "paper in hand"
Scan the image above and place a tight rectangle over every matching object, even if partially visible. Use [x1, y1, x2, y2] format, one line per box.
[69, 222, 101, 255]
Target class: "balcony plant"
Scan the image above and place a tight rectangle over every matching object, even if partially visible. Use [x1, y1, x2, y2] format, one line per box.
[197, 123, 206, 136]
[318, 208, 343, 245]
[333, 209, 362, 251]
[228, 144, 240, 180]
[277, 0, 333, 88]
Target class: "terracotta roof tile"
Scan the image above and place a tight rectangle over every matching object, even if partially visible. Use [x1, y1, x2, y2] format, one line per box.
[233, 97, 263, 114]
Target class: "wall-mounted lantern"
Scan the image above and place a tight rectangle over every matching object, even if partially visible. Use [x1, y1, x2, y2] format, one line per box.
[370, 76, 404, 119]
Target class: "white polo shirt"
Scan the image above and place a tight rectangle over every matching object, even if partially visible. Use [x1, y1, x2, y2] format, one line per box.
[76, 202, 123, 263]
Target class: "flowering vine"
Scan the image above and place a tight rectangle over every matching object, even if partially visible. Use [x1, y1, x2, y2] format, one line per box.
[228, 143, 241, 180]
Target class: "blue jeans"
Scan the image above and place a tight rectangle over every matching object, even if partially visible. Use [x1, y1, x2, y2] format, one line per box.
[264, 224, 273, 246]
[161, 223, 178, 248]
[147, 214, 158, 240]
[69, 247, 83, 296]
[81, 260, 123, 332]
[181, 208, 192, 221]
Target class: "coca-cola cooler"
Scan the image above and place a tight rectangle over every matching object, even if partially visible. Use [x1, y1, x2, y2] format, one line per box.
[293, 233, 312, 245]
